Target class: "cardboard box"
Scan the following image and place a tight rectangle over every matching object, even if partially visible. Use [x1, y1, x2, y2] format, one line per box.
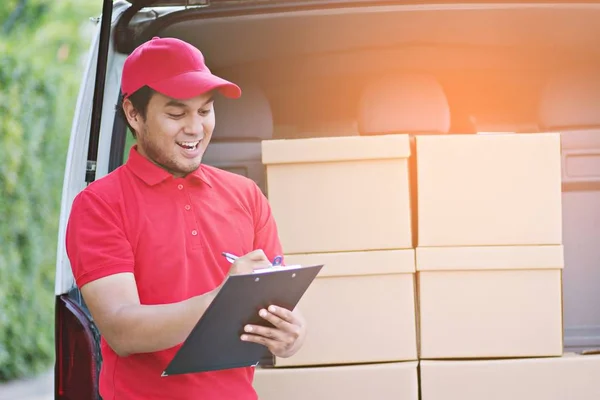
[254, 361, 419, 400]
[417, 245, 564, 359]
[274, 250, 418, 367]
[416, 133, 562, 247]
[262, 134, 413, 254]
[420, 353, 600, 400]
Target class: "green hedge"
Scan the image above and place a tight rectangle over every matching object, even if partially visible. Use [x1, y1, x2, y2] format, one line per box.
[0, 0, 100, 382]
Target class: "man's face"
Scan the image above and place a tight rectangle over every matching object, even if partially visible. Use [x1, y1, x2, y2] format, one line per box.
[124, 90, 216, 177]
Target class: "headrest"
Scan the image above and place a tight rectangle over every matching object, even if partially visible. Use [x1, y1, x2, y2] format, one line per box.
[538, 70, 600, 130]
[212, 82, 273, 140]
[358, 74, 450, 135]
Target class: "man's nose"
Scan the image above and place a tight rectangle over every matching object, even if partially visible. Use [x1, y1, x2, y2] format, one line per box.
[184, 114, 204, 135]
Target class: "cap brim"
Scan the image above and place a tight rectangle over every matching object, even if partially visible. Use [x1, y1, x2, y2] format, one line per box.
[148, 70, 242, 100]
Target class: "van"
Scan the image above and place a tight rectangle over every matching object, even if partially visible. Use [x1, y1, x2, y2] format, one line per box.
[54, 0, 600, 398]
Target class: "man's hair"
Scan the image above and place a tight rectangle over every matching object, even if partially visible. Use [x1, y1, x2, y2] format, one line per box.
[115, 86, 156, 138]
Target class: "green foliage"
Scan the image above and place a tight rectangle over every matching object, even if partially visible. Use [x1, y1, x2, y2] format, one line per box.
[0, 0, 101, 382]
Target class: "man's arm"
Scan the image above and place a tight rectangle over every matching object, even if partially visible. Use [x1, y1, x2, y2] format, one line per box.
[80, 273, 217, 357]
[79, 251, 271, 357]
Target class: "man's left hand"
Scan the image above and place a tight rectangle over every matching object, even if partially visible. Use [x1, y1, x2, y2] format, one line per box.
[241, 305, 306, 358]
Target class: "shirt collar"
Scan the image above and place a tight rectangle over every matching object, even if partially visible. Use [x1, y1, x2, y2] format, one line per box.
[125, 145, 212, 188]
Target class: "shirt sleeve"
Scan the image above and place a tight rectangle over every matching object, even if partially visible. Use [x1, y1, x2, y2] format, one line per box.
[65, 189, 135, 289]
[251, 183, 284, 264]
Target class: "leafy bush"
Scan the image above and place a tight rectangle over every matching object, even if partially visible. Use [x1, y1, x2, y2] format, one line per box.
[0, 0, 100, 381]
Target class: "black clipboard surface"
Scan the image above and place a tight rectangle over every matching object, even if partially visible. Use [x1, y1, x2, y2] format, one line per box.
[162, 263, 323, 376]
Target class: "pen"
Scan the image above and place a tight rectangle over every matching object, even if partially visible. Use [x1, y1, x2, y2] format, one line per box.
[221, 252, 238, 263]
[221, 252, 283, 266]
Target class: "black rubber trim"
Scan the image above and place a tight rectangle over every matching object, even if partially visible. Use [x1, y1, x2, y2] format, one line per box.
[108, 92, 128, 173]
[86, 0, 114, 183]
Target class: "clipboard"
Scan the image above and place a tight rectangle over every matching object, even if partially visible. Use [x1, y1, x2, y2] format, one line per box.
[162, 263, 324, 376]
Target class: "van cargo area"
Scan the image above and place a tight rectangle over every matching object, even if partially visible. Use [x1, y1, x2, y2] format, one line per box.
[54, 1, 600, 399]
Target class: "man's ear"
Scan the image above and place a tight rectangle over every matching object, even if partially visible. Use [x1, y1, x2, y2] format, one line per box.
[122, 98, 144, 134]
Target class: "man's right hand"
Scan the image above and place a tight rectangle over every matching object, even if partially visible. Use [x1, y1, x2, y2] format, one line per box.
[210, 250, 271, 296]
[228, 249, 272, 275]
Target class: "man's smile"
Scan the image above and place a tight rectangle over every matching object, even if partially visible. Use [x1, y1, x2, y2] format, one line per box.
[176, 139, 202, 150]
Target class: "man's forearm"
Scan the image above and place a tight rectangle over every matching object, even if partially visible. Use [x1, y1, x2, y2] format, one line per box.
[110, 289, 218, 357]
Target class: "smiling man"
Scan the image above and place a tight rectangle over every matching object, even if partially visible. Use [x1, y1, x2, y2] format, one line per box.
[64, 37, 306, 400]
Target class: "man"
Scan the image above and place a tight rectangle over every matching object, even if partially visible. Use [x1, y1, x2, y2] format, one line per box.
[65, 36, 306, 400]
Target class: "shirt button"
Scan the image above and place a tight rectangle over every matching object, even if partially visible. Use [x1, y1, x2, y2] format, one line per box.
[191, 230, 198, 236]
[177, 184, 184, 190]
[184, 205, 191, 211]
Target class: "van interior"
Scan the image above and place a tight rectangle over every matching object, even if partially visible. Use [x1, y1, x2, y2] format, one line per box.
[56, 1, 600, 398]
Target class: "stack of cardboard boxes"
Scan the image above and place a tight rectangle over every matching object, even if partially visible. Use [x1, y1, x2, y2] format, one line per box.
[414, 133, 591, 399]
[255, 134, 419, 398]
[253, 132, 600, 399]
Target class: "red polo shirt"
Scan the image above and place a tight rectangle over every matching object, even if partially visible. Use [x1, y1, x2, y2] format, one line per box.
[65, 146, 283, 400]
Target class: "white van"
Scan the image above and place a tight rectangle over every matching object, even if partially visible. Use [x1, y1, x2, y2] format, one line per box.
[54, 0, 600, 398]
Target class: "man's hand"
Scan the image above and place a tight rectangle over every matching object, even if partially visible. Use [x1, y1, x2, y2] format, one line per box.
[229, 249, 272, 275]
[213, 249, 272, 293]
[240, 305, 306, 358]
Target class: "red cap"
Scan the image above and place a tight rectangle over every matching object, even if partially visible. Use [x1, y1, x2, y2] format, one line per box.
[121, 36, 241, 100]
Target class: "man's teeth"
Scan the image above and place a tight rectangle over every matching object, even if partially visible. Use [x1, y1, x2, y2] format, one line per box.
[178, 140, 201, 149]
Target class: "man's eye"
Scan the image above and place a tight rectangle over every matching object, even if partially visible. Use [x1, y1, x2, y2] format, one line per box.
[167, 113, 184, 118]
[199, 109, 211, 116]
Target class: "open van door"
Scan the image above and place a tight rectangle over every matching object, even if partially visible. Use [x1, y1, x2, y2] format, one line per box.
[54, 0, 118, 398]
